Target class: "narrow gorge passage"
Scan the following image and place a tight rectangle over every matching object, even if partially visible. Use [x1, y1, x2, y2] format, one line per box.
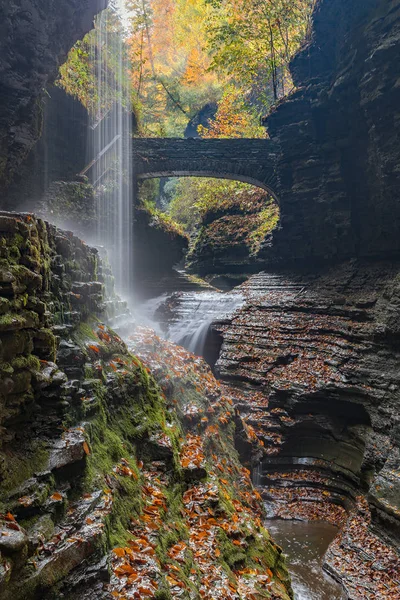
[1, 0, 400, 598]
[138, 288, 347, 600]
[265, 520, 346, 600]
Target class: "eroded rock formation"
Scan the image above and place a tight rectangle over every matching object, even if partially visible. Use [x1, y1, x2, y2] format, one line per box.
[213, 262, 400, 597]
[0, 0, 107, 196]
[265, 0, 400, 265]
[187, 191, 279, 278]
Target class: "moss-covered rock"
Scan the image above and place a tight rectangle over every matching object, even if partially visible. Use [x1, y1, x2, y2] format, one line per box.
[187, 190, 279, 276]
[0, 213, 291, 600]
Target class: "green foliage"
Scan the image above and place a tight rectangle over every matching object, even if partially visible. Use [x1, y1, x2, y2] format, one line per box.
[249, 201, 280, 254]
[184, 183, 280, 269]
[142, 199, 187, 238]
[205, 0, 315, 105]
[138, 180, 188, 237]
[58, 5, 137, 119]
[58, 42, 93, 109]
[168, 178, 279, 238]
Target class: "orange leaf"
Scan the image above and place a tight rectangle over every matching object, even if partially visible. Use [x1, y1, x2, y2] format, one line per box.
[115, 564, 136, 577]
[83, 441, 91, 455]
[51, 493, 63, 502]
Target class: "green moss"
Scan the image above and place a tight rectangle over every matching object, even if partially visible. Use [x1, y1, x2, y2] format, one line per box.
[217, 529, 247, 569]
[74, 321, 99, 344]
[0, 313, 25, 328]
[0, 442, 50, 507]
[0, 311, 39, 332]
[0, 362, 14, 376]
[11, 354, 40, 372]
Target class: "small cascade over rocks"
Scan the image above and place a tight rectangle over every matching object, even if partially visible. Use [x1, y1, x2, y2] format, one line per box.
[139, 289, 244, 361]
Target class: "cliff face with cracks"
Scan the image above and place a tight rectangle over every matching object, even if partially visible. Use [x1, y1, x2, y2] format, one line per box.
[265, 0, 400, 265]
[0, 0, 107, 196]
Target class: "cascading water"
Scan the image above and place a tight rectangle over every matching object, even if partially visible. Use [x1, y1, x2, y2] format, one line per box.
[87, 0, 133, 297]
[139, 290, 244, 358]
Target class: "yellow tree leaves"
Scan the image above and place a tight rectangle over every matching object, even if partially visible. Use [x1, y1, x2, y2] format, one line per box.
[206, 0, 315, 103]
[198, 86, 264, 139]
[127, 0, 223, 135]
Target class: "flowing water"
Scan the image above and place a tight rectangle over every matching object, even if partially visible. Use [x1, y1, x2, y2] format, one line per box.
[266, 519, 347, 599]
[251, 464, 346, 598]
[139, 290, 244, 358]
[85, 9, 348, 594]
[88, 0, 133, 296]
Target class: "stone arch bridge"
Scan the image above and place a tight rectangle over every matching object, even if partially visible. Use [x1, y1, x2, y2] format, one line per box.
[132, 138, 279, 199]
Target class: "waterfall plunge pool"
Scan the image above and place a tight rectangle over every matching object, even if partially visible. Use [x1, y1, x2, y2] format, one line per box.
[265, 518, 347, 599]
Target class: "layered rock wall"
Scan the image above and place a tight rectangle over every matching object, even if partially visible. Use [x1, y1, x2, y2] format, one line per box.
[268, 0, 400, 265]
[3, 86, 89, 212]
[215, 262, 400, 596]
[0, 0, 106, 196]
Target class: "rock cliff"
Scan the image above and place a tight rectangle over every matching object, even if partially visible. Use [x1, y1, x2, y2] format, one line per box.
[214, 261, 400, 597]
[0, 0, 106, 196]
[266, 0, 400, 265]
[0, 213, 291, 600]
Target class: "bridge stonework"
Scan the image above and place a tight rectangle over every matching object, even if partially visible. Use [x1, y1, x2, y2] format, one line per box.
[132, 138, 279, 199]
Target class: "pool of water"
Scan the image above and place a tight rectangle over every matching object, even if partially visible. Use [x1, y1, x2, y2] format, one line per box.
[265, 519, 347, 599]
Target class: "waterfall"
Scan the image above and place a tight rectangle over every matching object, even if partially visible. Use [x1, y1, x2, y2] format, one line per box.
[88, 0, 133, 297]
[167, 292, 244, 356]
[252, 461, 263, 488]
[139, 290, 244, 358]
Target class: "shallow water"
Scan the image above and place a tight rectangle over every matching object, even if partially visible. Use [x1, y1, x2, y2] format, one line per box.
[265, 519, 347, 600]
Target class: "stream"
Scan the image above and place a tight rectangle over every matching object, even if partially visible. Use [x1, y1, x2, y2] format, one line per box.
[265, 519, 347, 599]
[138, 288, 349, 599]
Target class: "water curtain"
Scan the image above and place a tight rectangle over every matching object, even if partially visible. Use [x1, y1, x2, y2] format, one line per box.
[89, 0, 133, 296]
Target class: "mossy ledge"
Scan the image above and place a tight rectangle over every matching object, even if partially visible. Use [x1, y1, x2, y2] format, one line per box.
[0, 213, 291, 600]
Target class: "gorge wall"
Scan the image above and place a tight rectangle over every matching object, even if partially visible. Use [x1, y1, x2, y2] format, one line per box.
[213, 261, 400, 597]
[0, 0, 106, 197]
[267, 0, 400, 266]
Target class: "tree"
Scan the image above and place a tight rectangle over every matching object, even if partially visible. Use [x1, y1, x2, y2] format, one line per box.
[58, 4, 133, 119]
[198, 85, 264, 138]
[205, 0, 315, 105]
[126, 0, 224, 136]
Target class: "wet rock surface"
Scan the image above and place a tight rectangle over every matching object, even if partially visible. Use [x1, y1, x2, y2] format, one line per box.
[133, 206, 189, 300]
[0, 213, 293, 600]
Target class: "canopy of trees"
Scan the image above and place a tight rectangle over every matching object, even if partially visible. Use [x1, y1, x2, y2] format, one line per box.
[58, 0, 314, 243]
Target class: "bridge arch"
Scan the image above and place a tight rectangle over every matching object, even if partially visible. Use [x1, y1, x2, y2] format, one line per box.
[132, 138, 280, 202]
